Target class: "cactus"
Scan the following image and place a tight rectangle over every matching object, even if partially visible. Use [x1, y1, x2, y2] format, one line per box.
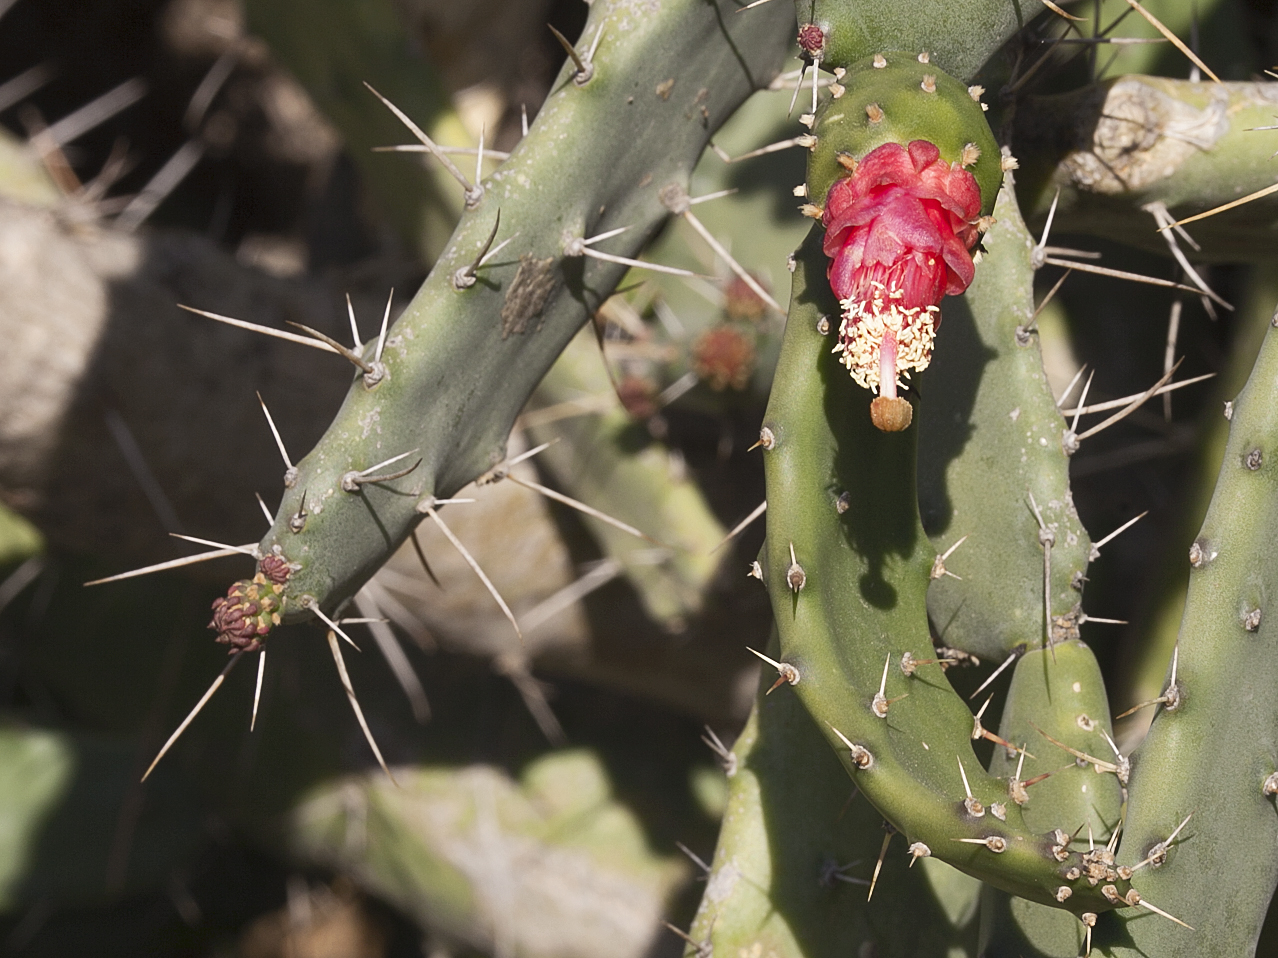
[227, 0, 793, 632]
[15, 0, 1278, 952]
[1017, 76, 1278, 259]
[979, 642, 1125, 956]
[757, 221, 1132, 913]
[1096, 315, 1278, 956]
[919, 175, 1093, 661]
[686, 638, 981, 958]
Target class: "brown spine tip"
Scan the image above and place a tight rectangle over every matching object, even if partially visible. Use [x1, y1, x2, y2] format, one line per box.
[870, 396, 913, 432]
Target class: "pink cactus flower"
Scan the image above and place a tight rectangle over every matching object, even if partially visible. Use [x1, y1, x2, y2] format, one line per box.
[822, 139, 982, 406]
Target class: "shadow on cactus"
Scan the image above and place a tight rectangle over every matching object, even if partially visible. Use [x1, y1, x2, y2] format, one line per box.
[38, 0, 1278, 955]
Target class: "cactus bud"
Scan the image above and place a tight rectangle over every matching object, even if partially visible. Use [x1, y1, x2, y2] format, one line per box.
[693, 325, 757, 391]
[209, 563, 290, 652]
[797, 23, 826, 58]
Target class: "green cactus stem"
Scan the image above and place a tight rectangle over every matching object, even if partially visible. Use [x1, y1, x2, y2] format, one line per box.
[1016, 77, 1278, 262]
[805, 53, 1001, 212]
[920, 174, 1092, 660]
[759, 224, 1127, 913]
[979, 642, 1125, 957]
[794, 0, 1047, 81]
[686, 638, 980, 958]
[238, 0, 793, 627]
[1098, 311, 1278, 956]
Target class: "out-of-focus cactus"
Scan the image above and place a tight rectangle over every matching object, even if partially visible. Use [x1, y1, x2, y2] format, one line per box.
[283, 749, 687, 958]
[0, 726, 203, 909]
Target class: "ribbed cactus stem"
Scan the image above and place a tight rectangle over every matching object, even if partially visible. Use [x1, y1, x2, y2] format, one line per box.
[980, 642, 1124, 956]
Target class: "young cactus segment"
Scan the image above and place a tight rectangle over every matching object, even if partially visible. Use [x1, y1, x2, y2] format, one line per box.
[686, 640, 980, 958]
[793, 1, 1049, 82]
[805, 54, 1000, 211]
[237, 1, 793, 626]
[979, 642, 1124, 957]
[1099, 317, 1278, 957]
[919, 176, 1092, 660]
[804, 55, 1000, 430]
[761, 226, 1124, 914]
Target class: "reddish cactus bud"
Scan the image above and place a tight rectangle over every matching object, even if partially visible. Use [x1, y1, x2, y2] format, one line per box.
[209, 569, 286, 653]
[723, 273, 769, 324]
[693, 325, 756, 391]
[616, 375, 660, 420]
[798, 23, 825, 57]
[259, 554, 291, 585]
[821, 140, 981, 408]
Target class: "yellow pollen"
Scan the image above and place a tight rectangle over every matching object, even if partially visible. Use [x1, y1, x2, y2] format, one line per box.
[833, 288, 939, 393]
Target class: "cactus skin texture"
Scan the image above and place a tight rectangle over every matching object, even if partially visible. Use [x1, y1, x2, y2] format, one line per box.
[919, 176, 1093, 660]
[244, 0, 792, 625]
[759, 224, 1127, 914]
[1095, 317, 1278, 957]
[979, 642, 1124, 956]
[795, 0, 1046, 80]
[1017, 77, 1278, 261]
[687, 638, 981, 958]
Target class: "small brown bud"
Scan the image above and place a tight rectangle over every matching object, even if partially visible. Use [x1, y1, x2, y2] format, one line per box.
[870, 396, 913, 432]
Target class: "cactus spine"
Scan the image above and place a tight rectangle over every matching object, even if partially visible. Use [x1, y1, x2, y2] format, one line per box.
[234, 0, 793, 627]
